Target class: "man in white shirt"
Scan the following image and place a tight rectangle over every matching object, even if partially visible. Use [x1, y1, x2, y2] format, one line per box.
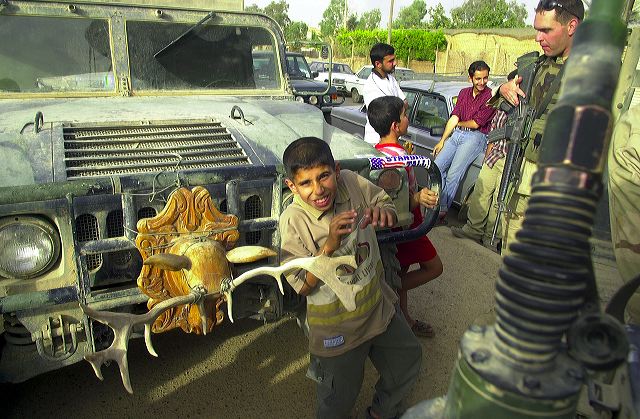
[363, 43, 407, 145]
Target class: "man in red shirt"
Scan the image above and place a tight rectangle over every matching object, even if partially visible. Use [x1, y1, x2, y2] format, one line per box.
[433, 61, 496, 219]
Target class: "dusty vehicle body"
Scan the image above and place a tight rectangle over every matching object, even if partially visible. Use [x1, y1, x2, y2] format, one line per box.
[0, 0, 417, 385]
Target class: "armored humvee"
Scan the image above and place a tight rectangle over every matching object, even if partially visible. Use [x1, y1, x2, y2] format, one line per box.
[0, 0, 421, 388]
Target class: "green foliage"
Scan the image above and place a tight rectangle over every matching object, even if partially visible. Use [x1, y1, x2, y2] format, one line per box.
[335, 29, 447, 62]
[451, 0, 527, 28]
[246, 1, 308, 43]
[357, 9, 382, 30]
[320, 0, 347, 38]
[284, 21, 308, 43]
[262, 0, 291, 29]
[394, 0, 428, 29]
[427, 4, 451, 29]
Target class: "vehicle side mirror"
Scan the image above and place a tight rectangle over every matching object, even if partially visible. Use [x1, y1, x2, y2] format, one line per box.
[431, 126, 445, 136]
[312, 71, 319, 78]
[321, 46, 329, 59]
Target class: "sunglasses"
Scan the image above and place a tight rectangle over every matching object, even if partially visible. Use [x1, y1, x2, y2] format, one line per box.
[538, 0, 581, 19]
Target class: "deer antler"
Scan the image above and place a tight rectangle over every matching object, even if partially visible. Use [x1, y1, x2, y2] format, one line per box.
[79, 285, 207, 394]
[221, 254, 360, 322]
[80, 254, 360, 393]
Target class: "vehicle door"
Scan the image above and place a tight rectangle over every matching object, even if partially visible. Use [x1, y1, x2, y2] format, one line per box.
[405, 90, 447, 155]
[403, 90, 449, 187]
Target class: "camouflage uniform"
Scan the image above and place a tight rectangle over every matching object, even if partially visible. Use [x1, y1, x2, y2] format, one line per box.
[608, 106, 640, 324]
[498, 55, 565, 257]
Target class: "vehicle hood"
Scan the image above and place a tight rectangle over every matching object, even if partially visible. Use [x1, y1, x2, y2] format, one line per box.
[0, 95, 377, 187]
[289, 78, 334, 94]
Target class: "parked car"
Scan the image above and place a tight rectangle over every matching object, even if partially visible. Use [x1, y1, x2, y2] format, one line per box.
[309, 61, 356, 94]
[252, 51, 343, 115]
[330, 80, 482, 213]
[346, 65, 416, 103]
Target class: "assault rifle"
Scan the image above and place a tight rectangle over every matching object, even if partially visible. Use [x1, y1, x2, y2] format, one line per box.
[487, 52, 541, 245]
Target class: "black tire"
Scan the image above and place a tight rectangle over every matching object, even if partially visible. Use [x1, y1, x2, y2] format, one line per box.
[351, 88, 362, 103]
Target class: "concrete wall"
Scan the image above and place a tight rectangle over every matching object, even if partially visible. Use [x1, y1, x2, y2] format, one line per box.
[435, 31, 538, 76]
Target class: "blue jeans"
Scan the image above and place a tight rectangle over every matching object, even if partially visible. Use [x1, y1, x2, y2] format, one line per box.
[434, 129, 487, 212]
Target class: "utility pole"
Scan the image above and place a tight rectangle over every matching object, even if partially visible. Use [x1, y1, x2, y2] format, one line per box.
[387, 0, 395, 44]
[343, 0, 348, 29]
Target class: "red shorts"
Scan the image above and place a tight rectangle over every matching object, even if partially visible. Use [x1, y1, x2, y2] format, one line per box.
[395, 206, 438, 267]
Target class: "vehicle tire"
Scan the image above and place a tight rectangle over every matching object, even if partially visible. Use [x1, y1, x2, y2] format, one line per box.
[351, 88, 361, 103]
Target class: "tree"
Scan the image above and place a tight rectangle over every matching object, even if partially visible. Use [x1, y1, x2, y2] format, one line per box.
[245, 4, 261, 13]
[358, 9, 382, 30]
[262, 0, 291, 30]
[319, 0, 347, 38]
[285, 21, 309, 43]
[394, 0, 428, 29]
[451, 0, 527, 28]
[427, 3, 452, 29]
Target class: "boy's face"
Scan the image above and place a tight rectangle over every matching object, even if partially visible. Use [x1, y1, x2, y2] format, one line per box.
[285, 163, 340, 212]
[395, 105, 409, 136]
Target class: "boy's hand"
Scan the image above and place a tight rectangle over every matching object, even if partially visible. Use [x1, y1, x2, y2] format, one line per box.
[360, 207, 396, 229]
[324, 210, 357, 255]
[415, 188, 438, 209]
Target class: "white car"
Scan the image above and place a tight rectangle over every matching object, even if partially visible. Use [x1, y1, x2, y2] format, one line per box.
[309, 61, 356, 94]
[346, 65, 416, 103]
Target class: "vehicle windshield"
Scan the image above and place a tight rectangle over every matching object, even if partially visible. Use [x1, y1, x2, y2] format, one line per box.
[0, 15, 114, 93]
[128, 21, 280, 91]
[286, 55, 312, 79]
[0, 13, 282, 94]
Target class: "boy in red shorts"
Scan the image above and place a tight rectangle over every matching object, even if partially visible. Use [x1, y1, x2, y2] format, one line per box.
[368, 95, 444, 337]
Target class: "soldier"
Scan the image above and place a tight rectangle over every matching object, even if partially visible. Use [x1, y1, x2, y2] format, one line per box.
[495, 0, 584, 256]
[608, 105, 640, 325]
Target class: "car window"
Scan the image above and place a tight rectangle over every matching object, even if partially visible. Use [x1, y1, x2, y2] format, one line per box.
[286, 55, 311, 78]
[343, 65, 354, 75]
[358, 67, 372, 79]
[309, 62, 321, 71]
[413, 94, 448, 130]
[404, 90, 418, 113]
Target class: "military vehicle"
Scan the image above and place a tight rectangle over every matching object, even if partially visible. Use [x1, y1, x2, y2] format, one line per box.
[0, 0, 429, 390]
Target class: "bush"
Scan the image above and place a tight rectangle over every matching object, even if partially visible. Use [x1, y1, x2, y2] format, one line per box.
[335, 29, 447, 62]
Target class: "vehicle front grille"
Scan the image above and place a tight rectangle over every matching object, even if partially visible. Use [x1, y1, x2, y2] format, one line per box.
[63, 121, 251, 179]
[333, 79, 345, 85]
[76, 214, 102, 271]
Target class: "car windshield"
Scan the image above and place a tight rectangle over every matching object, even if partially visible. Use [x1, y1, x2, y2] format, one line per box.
[358, 67, 372, 79]
[128, 21, 279, 91]
[0, 15, 114, 93]
[286, 55, 312, 79]
[396, 69, 415, 81]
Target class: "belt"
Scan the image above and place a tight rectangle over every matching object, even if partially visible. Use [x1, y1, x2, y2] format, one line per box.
[456, 126, 473, 132]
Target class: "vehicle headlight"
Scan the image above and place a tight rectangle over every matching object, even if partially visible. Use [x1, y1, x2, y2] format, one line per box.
[309, 95, 319, 105]
[295, 96, 305, 103]
[0, 217, 61, 279]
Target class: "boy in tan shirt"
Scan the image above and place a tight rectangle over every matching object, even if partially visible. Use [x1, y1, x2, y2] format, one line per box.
[280, 137, 422, 419]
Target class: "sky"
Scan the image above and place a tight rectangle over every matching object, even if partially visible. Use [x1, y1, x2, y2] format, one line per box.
[245, 0, 544, 28]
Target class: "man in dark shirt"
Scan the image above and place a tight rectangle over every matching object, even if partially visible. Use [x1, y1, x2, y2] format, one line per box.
[433, 60, 496, 219]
